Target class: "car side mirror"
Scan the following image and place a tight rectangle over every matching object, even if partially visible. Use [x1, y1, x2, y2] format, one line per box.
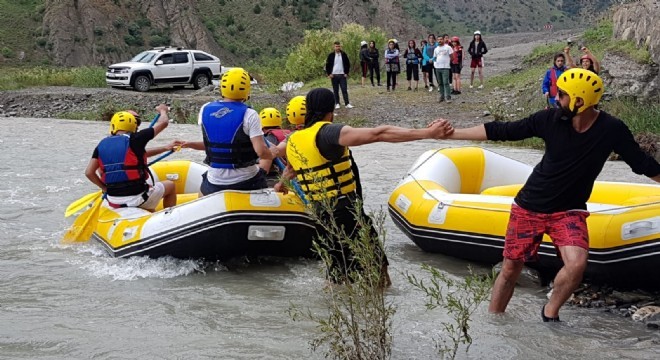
[155, 60, 163, 65]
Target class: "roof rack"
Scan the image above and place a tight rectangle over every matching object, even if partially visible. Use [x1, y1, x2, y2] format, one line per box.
[151, 46, 185, 52]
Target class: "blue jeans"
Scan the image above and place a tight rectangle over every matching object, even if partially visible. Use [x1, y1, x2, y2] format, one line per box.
[200, 169, 267, 195]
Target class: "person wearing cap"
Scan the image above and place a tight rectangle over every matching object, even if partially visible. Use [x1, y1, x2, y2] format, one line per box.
[85, 105, 181, 211]
[429, 68, 660, 322]
[359, 40, 372, 87]
[325, 41, 353, 109]
[467, 30, 488, 89]
[565, 45, 600, 74]
[450, 36, 464, 94]
[184, 68, 278, 194]
[275, 88, 454, 286]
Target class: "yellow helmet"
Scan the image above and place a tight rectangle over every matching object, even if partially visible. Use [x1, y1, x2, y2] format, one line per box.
[556, 68, 603, 113]
[286, 96, 306, 126]
[259, 107, 282, 128]
[110, 111, 138, 135]
[220, 68, 251, 101]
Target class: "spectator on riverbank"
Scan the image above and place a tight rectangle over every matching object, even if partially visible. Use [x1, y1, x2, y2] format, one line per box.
[450, 36, 463, 95]
[432, 68, 660, 322]
[432, 38, 453, 102]
[422, 34, 438, 91]
[468, 31, 488, 89]
[384, 40, 400, 92]
[359, 40, 371, 87]
[403, 40, 422, 91]
[565, 46, 600, 74]
[367, 41, 382, 87]
[325, 41, 353, 109]
[542, 53, 567, 108]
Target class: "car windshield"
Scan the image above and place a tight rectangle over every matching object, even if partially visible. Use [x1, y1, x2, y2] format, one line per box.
[130, 51, 157, 63]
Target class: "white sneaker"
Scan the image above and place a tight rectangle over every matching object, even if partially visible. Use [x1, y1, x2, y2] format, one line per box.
[478, 84, 484, 89]
[335, 104, 340, 109]
[469, 85, 473, 89]
[428, 86, 434, 92]
[345, 104, 354, 109]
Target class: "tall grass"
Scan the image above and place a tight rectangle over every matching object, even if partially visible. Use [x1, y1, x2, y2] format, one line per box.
[0, 66, 106, 90]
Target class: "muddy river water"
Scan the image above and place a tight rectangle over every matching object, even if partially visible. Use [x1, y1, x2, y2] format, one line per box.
[0, 117, 658, 359]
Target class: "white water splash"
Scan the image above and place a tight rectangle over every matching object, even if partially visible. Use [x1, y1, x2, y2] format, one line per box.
[77, 256, 208, 281]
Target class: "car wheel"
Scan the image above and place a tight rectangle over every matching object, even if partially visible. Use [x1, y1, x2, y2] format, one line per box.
[193, 73, 210, 89]
[133, 75, 151, 92]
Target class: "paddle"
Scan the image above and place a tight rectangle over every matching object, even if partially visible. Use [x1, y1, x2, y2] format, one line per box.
[64, 114, 162, 217]
[264, 138, 308, 205]
[60, 147, 178, 244]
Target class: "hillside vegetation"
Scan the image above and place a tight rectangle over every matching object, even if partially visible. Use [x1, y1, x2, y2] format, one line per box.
[0, 0, 618, 67]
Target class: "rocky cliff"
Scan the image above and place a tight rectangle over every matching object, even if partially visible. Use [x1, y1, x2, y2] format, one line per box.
[331, 0, 425, 40]
[604, 0, 660, 101]
[42, 0, 225, 67]
[612, 0, 660, 64]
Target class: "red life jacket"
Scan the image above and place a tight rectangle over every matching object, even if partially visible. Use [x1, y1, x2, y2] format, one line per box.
[549, 67, 558, 97]
[451, 45, 463, 65]
[97, 134, 148, 195]
[264, 128, 291, 144]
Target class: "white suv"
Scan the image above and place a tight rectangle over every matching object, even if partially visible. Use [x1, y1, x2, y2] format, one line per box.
[106, 47, 222, 92]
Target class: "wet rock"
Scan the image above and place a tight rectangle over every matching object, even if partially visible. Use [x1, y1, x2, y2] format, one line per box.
[611, 291, 654, 305]
[632, 306, 660, 322]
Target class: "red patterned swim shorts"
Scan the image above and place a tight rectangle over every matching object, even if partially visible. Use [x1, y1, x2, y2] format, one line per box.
[503, 204, 590, 262]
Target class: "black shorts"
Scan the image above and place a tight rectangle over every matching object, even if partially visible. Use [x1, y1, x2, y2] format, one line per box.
[421, 63, 434, 73]
[450, 64, 462, 74]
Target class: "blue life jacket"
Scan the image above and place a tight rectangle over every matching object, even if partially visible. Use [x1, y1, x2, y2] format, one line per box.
[201, 101, 258, 169]
[97, 134, 148, 193]
[406, 50, 419, 65]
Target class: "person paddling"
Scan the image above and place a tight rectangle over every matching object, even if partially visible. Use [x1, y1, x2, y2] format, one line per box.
[84, 105, 180, 211]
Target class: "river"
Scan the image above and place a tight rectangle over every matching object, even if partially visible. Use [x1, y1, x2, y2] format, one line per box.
[0, 117, 658, 359]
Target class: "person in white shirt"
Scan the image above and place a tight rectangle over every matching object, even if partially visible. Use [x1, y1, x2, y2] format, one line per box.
[184, 68, 278, 194]
[324, 41, 353, 109]
[432, 41, 454, 102]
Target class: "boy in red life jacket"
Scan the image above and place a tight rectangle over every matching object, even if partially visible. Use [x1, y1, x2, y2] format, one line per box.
[450, 36, 463, 95]
[84, 105, 180, 211]
[259, 107, 291, 185]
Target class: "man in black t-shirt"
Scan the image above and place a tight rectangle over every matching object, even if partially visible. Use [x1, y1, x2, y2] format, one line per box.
[434, 68, 660, 322]
[276, 88, 454, 286]
[85, 105, 181, 211]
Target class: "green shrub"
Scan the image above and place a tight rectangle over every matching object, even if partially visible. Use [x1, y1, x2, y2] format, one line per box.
[2, 47, 15, 58]
[253, 4, 261, 14]
[0, 66, 106, 90]
[285, 23, 386, 82]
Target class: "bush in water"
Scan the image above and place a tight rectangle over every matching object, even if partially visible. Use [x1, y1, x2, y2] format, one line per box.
[407, 265, 494, 359]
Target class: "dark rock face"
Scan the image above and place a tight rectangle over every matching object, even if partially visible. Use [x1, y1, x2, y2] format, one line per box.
[42, 0, 224, 67]
[613, 0, 660, 65]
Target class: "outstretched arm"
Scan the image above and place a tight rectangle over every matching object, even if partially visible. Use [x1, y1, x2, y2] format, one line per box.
[152, 104, 170, 136]
[146, 140, 183, 157]
[448, 125, 488, 140]
[337, 120, 453, 147]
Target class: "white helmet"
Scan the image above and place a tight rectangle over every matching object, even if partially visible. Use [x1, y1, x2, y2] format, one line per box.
[474, 30, 481, 35]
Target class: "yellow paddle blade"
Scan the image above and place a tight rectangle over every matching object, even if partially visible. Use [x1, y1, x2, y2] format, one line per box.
[61, 197, 103, 243]
[65, 191, 102, 218]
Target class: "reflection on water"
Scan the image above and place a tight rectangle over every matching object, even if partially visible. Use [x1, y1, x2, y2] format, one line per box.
[0, 118, 657, 359]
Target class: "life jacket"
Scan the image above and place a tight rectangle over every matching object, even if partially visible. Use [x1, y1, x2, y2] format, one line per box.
[406, 49, 419, 65]
[451, 45, 463, 64]
[385, 49, 399, 64]
[200, 101, 259, 169]
[548, 67, 563, 97]
[97, 134, 148, 194]
[286, 122, 357, 201]
[264, 128, 291, 144]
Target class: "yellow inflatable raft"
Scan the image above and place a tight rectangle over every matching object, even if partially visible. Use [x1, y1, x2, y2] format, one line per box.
[93, 161, 316, 260]
[388, 147, 660, 287]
